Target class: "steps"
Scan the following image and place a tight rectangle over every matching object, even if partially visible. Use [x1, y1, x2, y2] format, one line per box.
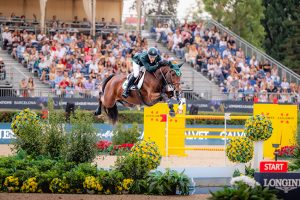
[143, 31, 227, 100]
[0, 49, 52, 97]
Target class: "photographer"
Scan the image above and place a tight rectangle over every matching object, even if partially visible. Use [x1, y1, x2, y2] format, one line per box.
[0, 57, 6, 80]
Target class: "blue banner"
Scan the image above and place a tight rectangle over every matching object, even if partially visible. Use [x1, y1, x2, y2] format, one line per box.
[0, 123, 244, 145]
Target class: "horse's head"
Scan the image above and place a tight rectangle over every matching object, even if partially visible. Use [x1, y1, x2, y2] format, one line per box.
[159, 63, 183, 96]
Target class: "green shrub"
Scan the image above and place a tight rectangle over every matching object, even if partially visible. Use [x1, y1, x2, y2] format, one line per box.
[233, 165, 255, 178]
[112, 123, 141, 145]
[10, 109, 44, 156]
[289, 145, 300, 171]
[209, 182, 279, 200]
[98, 169, 124, 194]
[62, 109, 98, 164]
[115, 140, 161, 180]
[64, 163, 98, 193]
[3, 176, 20, 192]
[129, 179, 147, 194]
[20, 177, 39, 193]
[49, 177, 70, 193]
[146, 169, 190, 195]
[42, 99, 66, 159]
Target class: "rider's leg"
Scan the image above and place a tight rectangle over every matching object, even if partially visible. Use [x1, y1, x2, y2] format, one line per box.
[122, 62, 139, 98]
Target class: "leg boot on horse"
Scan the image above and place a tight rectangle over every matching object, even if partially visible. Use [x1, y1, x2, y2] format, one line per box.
[94, 100, 102, 115]
[168, 101, 175, 117]
[122, 76, 136, 98]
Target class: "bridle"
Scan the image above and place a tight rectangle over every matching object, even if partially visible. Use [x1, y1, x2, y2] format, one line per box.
[159, 67, 180, 91]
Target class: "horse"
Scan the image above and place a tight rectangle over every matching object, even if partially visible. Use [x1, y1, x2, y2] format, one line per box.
[94, 64, 183, 124]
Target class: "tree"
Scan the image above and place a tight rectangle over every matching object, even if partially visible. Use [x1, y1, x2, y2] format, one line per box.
[201, 0, 266, 48]
[280, 19, 300, 73]
[130, 0, 179, 16]
[262, 0, 300, 73]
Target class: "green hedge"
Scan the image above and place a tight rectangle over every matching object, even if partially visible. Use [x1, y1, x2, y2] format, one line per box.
[3, 110, 299, 126]
[0, 110, 144, 124]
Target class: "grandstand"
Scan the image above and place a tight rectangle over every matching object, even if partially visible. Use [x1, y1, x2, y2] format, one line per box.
[0, 0, 299, 105]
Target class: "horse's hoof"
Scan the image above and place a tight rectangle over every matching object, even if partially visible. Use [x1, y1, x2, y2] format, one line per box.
[169, 110, 175, 117]
[94, 110, 101, 116]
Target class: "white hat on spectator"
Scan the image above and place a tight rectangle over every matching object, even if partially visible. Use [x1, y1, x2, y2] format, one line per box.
[0, 57, 3, 62]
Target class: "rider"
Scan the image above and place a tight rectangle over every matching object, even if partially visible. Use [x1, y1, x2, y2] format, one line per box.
[122, 47, 169, 98]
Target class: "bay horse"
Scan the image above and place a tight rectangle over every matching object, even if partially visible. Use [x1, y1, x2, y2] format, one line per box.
[94, 64, 183, 124]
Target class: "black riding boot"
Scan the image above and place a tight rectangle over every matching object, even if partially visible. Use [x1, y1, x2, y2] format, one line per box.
[122, 76, 136, 98]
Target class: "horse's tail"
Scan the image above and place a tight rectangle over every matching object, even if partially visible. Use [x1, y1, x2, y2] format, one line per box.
[102, 74, 118, 124]
[104, 104, 118, 125]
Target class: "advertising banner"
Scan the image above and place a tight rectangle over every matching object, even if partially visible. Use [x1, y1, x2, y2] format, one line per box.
[254, 104, 298, 159]
[0, 97, 255, 113]
[255, 172, 300, 200]
[0, 123, 244, 145]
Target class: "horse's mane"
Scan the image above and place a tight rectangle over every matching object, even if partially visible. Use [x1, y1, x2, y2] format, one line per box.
[153, 65, 171, 77]
[102, 74, 115, 93]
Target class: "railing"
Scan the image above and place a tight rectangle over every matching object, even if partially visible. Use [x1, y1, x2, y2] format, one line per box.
[204, 17, 300, 86]
[0, 19, 121, 36]
[1, 86, 298, 105]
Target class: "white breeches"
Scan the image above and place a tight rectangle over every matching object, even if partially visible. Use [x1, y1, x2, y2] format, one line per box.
[132, 62, 140, 78]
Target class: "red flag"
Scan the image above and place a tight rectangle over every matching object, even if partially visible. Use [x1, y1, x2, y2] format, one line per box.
[160, 114, 167, 122]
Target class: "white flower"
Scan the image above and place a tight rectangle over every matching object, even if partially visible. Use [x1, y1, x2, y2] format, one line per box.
[230, 175, 260, 188]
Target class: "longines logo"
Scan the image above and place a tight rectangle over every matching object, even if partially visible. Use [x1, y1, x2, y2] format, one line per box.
[264, 179, 300, 193]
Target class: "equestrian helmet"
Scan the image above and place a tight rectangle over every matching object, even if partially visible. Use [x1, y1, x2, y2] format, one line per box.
[147, 47, 158, 58]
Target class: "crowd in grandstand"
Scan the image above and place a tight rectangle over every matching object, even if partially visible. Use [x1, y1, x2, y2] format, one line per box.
[152, 20, 300, 104]
[1, 14, 145, 98]
[1, 13, 300, 103]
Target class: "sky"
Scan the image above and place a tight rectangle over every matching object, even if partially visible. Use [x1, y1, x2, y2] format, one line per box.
[122, 0, 198, 20]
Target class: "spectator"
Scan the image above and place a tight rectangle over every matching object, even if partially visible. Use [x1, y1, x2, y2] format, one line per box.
[2, 27, 12, 50]
[27, 77, 35, 97]
[19, 78, 28, 97]
[280, 77, 290, 90]
[0, 57, 6, 80]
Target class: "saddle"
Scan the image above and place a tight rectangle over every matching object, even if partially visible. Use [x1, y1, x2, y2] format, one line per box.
[122, 67, 146, 91]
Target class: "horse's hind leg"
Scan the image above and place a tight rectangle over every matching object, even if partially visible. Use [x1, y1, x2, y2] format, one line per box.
[94, 96, 102, 116]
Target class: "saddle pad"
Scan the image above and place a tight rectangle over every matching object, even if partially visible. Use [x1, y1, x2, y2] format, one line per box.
[122, 67, 146, 90]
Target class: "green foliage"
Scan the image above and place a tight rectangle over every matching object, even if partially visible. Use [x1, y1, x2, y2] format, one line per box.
[115, 154, 150, 180]
[139, 0, 179, 16]
[262, 0, 300, 72]
[49, 177, 70, 193]
[209, 182, 279, 200]
[226, 137, 254, 163]
[112, 123, 141, 145]
[244, 114, 273, 141]
[147, 169, 190, 195]
[202, 0, 266, 48]
[62, 109, 98, 164]
[115, 140, 162, 180]
[42, 98, 66, 158]
[10, 109, 44, 156]
[232, 165, 255, 178]
[118, 111, 144, 124]
[98, 169, 124, 194]
[289, 146, 300, 171]
[63, 163, 98, 193]
[0, 110, 144, 123]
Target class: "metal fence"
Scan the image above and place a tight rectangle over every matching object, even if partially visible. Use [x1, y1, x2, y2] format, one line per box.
[1, 86, 298, 105]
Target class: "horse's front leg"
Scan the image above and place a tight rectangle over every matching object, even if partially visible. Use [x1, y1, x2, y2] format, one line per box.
[161, 93, 175, 117]
[175, 91, 185, 114]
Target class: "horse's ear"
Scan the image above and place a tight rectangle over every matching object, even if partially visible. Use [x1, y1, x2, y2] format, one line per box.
[178, 63, 184, 68]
